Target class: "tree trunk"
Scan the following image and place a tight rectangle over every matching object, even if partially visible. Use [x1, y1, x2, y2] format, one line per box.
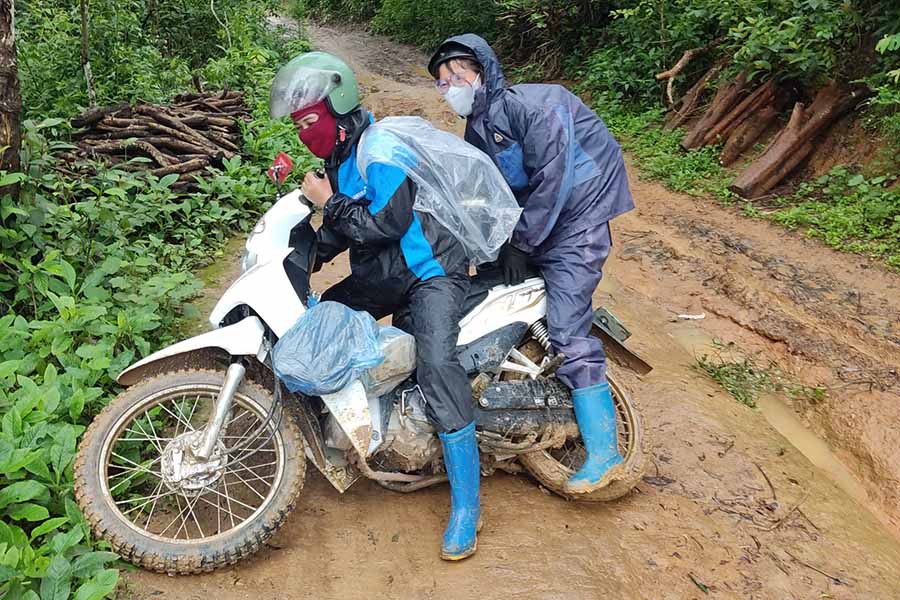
[0, 0, 22, 198]
[700, 79, 776, 146]
[80, 0, 97, 107]
[719, 104, 778, 166]
[681, 72, 749, 149]
[730, 82, 872, 199]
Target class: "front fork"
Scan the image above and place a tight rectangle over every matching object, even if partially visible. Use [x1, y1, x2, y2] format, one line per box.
[192, 360, 246, 460]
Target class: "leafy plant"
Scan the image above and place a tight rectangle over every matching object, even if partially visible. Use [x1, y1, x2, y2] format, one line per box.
[695, 340, 827, 407]
[765, 167, 900, 268]
[2, 4, 317, 594]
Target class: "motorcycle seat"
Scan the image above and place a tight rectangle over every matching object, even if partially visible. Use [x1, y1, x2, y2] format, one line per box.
[460, 264, 542, 316]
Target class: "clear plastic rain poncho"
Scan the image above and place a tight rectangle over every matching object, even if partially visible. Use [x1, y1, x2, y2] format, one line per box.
[269, 65, 341, 118]
[357, 117, 522, 264]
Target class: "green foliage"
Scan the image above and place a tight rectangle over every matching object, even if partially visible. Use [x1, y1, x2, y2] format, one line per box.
[16, 0, 285, 119]
[301, 0, 383, 22]
[763, 167, 900, 268]
[372, 0, 497, 50]
[604, 109, 734, 199]
[4, 4, 316, 594]
[695, 340, 827, 407]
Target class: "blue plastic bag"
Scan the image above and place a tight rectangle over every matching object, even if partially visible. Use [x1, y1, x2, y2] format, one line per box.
[273, 301, 385, 395]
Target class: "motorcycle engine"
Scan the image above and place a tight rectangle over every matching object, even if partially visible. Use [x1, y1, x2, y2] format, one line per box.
[376, 386, 441, 473]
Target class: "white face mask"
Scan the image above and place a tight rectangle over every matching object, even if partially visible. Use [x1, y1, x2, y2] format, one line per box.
[444, 76, 481, 117]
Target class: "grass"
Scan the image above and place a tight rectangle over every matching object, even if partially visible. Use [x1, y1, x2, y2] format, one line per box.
[602, 108, 737, 200]
[694, 340, 827, 408]
[757, 168, 900, 269]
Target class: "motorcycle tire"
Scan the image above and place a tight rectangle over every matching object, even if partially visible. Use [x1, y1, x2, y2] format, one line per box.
[518, 364, 648, 503]
[74, 368, 306, 574]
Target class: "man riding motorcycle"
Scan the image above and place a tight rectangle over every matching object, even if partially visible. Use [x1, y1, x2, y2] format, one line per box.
[269, 52, 481, 560]
[428, 35, 636, 494]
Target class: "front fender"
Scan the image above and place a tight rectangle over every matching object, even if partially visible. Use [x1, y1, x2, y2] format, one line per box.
[117, 317, 267, 386]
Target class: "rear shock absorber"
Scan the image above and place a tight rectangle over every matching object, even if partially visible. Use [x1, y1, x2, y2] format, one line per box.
[529, 320, 552, 352]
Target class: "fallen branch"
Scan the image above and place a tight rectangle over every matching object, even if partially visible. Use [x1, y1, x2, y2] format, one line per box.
[665, 61, 724, 131]
[784, 550, 851, 586]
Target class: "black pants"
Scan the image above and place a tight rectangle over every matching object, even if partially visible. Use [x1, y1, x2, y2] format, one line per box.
[321, 274, 473, 432]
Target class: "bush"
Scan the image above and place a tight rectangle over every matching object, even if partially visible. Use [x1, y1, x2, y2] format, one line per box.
[372, 0, 497, 50]
[3, 4, 317, 594]
[301, 0, 382, 22]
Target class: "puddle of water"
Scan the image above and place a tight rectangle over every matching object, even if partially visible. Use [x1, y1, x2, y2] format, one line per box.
[668, 322, 873, 507]
[755, 392, 871, 506]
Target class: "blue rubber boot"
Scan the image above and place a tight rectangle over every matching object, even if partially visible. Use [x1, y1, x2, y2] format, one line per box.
[564, 382, 625, 494]
[438, 421, 481, 561]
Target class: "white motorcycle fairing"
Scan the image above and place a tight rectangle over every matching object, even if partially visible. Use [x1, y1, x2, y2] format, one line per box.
[116, 317, 267, 386]
[457, 277, 546, 345]
[209, 247, 306, 337]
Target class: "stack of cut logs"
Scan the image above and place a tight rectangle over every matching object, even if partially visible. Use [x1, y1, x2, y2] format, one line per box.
[657, 49, 871, 199]
[68, 91, 251, 190]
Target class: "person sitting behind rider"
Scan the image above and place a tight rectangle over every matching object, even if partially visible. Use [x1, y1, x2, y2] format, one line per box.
[269, 52, 480, 561]
[428, 35, 635, 495]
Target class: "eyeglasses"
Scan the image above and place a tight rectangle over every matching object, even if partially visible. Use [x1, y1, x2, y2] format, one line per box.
[434, 72, 471, 95]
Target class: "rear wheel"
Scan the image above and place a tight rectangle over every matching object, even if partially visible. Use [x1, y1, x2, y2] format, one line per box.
[512, 335, 648, 502]
[74, 368, 306, 574]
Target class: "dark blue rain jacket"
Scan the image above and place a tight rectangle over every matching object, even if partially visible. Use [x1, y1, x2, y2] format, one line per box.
[446, 34, 635, 254]
[316, 114, 469, 290]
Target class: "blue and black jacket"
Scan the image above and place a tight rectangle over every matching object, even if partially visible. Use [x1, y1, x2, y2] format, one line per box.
[442, 34, 635, 255]
[315, 112, 469, 292]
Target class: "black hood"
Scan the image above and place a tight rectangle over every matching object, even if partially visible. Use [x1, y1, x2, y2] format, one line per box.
[326, 105, 370, 169]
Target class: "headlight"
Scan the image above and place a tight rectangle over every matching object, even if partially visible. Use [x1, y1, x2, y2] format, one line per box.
[240, 250, 258, 273]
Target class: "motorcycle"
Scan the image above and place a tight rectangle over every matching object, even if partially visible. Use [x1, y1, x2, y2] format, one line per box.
[74, 158, 651, 575]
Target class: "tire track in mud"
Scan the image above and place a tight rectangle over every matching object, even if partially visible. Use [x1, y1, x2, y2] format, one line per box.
[613, 171, 900, 527]
[124, 22, 900, 600]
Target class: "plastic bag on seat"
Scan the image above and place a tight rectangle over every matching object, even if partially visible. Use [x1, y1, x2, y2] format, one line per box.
[357, 116, 522, 265]
[273, 301, 385, 395]
[361, 326, 417, 397]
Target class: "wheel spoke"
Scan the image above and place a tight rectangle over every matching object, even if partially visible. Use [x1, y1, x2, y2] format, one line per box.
[207, 485, 259, 513]
[224, 468, 268, 501]
[158, 493, 189, 538]
[197, 493, 244, 529]
[130, 419, 164, 454]
[143, 478, 167, 530]
[186, 492, 206, 539]
[222, 474, 236, 529]
[157, 402, 194, 434]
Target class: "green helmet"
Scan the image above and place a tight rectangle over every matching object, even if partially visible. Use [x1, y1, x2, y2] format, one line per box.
[269, 51, 360, 118]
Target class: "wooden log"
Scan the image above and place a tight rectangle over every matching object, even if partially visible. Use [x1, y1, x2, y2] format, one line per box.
[97, 116, 146, 129]
[199, 130, 240, 152]
[682, 72, 749, 149]
[71, 103, 130, 128]
[143, 120, 232, 157]
[729, 82, 871, 198]
[719, 104, 778, 166]
[141, 136, 210, 155]
[130, 140, 176, 167]
[150, 157, 209, 177]
[701, 79, 776, 146]
[79, 140, 127, 154]
[80, 128, 150, 140]
[136, 104, 227, 155]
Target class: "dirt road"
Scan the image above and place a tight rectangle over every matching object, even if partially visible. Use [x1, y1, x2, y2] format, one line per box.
[128, 23, 900, 600]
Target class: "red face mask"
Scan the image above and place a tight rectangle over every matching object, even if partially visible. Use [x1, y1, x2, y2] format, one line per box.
[292, 101, 338, 159]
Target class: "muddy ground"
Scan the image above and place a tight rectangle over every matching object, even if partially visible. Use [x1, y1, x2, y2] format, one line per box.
[128, 23, 900, 600]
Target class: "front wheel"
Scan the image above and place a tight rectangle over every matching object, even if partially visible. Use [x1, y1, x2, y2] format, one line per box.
[518, 362, 648, 502]
[74, 368, 306, 574]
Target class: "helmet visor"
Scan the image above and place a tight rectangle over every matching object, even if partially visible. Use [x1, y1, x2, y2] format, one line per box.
[269, 66, 342, 118]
